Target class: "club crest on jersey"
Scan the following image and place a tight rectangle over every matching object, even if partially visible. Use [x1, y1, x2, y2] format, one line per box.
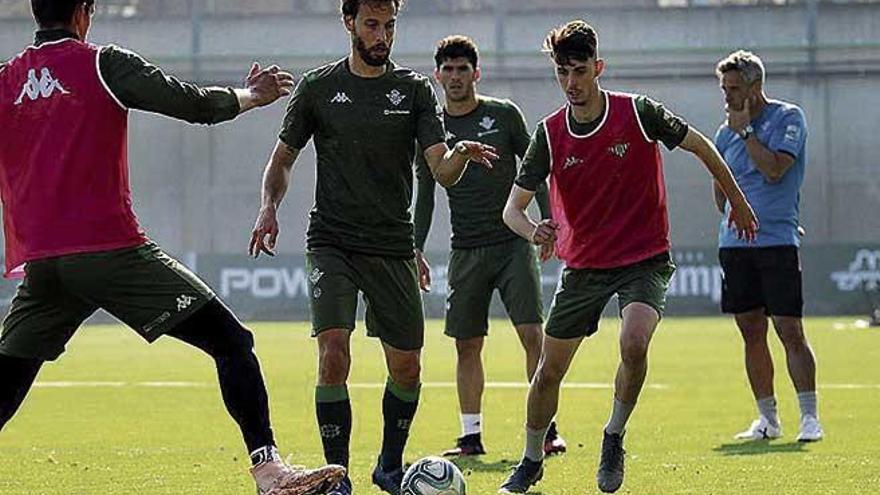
[608, 141, 630, 159]
[386, 89, 406, 106]
[477, 115, 500, 137]
[14, 67, 69, 105]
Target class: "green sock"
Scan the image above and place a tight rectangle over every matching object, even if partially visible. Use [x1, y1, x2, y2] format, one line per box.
[316, 385, 352, 467]
[380, 378, 420, 471]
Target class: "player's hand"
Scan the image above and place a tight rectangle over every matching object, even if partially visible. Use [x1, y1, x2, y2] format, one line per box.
[539, 242, 556, 263]
[727, 198, 759, 243]
[249, 205, 280, 258]
[725, 97, 752, 133]
[530, 219, 559, 246]
[455, 140, 499, 169]
[244, 62, 295, 108]
[415, 249, 432, 292]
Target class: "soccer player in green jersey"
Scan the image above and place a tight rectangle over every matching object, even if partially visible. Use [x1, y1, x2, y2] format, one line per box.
[247, 2, 497, 494]
[412, 35, 567, 458]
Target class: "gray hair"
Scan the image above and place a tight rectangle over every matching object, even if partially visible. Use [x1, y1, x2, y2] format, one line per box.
[716, 50, 765, 85]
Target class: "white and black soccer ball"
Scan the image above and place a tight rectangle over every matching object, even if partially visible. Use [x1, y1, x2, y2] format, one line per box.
[400, 456, 466, 495]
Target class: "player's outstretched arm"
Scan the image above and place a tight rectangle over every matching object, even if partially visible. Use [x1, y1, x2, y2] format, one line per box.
[249, 141, 300, 258]
[423, 141, 499, 187]
[679, 127, 759, 241]
[98, 46, 293, 124]
[712, 181, 727, 214]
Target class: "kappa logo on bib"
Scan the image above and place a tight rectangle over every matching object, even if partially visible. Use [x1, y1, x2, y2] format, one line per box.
[14, 67, 70, 105]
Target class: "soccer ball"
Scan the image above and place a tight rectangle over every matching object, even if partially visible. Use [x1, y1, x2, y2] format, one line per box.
[400, 456, 466, 495]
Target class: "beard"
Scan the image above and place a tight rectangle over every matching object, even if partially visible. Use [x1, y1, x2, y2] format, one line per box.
[355, 36, 391, 67]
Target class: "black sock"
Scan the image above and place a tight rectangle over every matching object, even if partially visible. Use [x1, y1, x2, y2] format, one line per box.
[316, 385, 352, 468]
[168, 299, 275, 454]
[380, 378, 420, 471]
[0, 355, 43, 430]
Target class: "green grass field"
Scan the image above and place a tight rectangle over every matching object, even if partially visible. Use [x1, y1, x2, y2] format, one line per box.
[1, 317, 878, 494]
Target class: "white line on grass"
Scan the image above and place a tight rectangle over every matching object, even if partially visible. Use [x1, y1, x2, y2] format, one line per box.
[32, 381, 880, 390]
[350, 382, 672, 390]
[34, 381, 209, 388]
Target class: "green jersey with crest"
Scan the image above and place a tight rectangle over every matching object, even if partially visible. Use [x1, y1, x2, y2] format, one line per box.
[280, 58, 445, 258]
[414, 96, 550, 250]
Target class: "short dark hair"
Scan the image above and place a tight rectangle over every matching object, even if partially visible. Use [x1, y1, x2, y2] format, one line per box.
[340, 0, 403, 18]
[31, 0, 94, 28]
[434, 35, 479, 69]
[543, 20, 598, 65]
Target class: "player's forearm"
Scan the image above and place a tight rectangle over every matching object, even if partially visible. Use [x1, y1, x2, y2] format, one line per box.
[713, 181, 727, 214]
[744, 137, 788, 183]
[504, 199, 538, 242]
[260, 142, 297, 210]
[433, 147, 470, 187]
[235, 89, 262, 115]
[684, 129, 750, 210]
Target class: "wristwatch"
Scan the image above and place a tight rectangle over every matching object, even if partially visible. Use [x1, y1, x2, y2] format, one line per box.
[738, 124, 754, 141]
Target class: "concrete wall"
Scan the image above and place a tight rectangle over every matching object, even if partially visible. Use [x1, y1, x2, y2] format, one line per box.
[2, 3, 878, 256]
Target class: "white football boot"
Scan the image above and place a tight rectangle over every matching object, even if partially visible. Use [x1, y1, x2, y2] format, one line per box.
[252, 459, 346, 495]
[734, 416, 782, 440]
[796, 415, 824, 442]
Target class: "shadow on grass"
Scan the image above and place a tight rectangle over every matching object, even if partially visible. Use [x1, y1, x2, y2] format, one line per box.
[713, 440, 808, 456]
[451, 456, 517, 474]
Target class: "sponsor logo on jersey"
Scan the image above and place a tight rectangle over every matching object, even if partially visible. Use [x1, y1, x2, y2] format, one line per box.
[330, 91, 352, 104]
[784, 124, 801, 144]
[563, 155, 584, 170]
[14, 67, 69, 105]
[143, 311, 172, 334]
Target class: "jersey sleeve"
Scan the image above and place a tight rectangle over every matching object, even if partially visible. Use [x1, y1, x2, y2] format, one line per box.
[635, 95, 689, 150]
[99, 45, 239, 124]
[278, 77, 316, 150]
[515, 122, 552, 192]
[507, 100, 532, 158]
[766, 108, 807, 159]
[414, 78, 446, 151]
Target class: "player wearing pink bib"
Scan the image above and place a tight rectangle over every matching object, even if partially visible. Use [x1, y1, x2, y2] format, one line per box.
[0, 1, 344, 493]
[499, 20, 758, 494]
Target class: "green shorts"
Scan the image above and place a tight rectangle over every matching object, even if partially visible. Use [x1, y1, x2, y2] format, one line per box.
[544, 252, 675, 340]
[0, 242, 215, 361]
[306, 247, 424, 351]
[445, 237, 544, 339]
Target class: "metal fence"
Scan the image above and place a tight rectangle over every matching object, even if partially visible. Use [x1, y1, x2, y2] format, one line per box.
[1, 0, 877, 19]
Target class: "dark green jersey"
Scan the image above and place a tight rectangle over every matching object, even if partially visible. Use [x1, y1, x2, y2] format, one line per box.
[414, 96, 550, 250]
[280, 59, 445, 258]
[516, 94, 689, 191]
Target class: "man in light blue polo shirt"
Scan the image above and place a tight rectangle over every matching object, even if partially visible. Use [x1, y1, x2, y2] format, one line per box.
[714, 50, 823, 443]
